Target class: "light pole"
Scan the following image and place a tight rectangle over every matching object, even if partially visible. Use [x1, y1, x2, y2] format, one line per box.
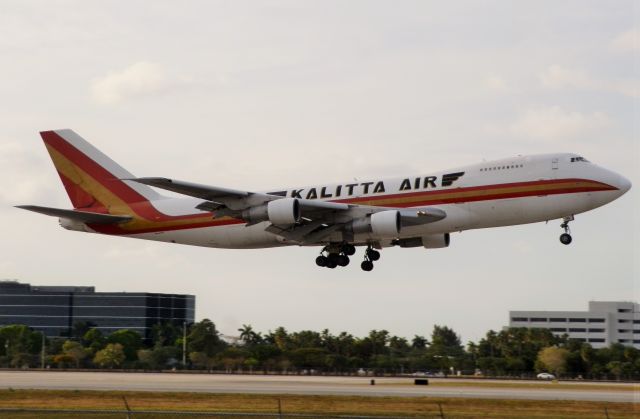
[40, 333, 45, 369]
[182, 321, 187, 368]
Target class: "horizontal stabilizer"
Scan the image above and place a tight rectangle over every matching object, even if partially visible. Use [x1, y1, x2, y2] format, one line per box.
[16, 205, 132, 224]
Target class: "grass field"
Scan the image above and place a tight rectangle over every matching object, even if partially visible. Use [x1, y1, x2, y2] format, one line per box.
[0, 389, 637, 418]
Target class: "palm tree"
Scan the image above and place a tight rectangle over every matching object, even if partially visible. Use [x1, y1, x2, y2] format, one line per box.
[238, 324, 255, 345]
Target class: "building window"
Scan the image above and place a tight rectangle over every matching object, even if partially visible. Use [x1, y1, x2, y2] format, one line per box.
[550, 328, 567, 332]
[569, 318, 586, 322]
[588, 329, 605, 333]
[618, 329, 631, 333]
[618, 309, 632, 313]
[634, 340, 640, 344]
[549, 318, 567, 322]
[633, 330, 640, 334]
[619, 339, 630, 343]
[633, 320, 640, 324]
[569, 328, 586, 332]
[574, 338, 586, 342]
[588, 338, 605, 343]
[511, 317, 527, 322]
[530, 317, 547, 322]
[619, 319, 631, 323]
[588, 318, 605, 323]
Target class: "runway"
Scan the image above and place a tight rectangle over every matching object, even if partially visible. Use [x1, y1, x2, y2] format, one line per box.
[1, 371, 637, 403]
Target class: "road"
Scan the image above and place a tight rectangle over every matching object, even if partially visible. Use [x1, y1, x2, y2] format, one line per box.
[0, 371, 637, 403]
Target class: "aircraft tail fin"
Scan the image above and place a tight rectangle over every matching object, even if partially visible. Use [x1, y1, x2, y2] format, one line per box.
[40, 129, 162, 210]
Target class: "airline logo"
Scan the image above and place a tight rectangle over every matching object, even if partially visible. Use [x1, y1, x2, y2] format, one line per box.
[286, 172, 467, 200]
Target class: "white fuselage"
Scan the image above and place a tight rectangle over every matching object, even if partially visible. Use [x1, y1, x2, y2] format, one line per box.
[105, 153, 629, 249]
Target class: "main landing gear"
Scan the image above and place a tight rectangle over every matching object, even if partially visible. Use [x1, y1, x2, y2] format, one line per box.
[315, 243, 381, 272]
[559, 215, 574, 245]
[360, 246, 380, 272]
[315, 243, 356, 269]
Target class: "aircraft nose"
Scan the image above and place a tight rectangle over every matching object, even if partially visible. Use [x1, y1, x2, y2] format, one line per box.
[617, 175, 632, 195]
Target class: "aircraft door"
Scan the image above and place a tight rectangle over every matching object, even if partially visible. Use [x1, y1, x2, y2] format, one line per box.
[551, 157, 559, 179]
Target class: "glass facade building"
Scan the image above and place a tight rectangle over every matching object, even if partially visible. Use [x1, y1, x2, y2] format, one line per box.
[0, 281, 195, 341]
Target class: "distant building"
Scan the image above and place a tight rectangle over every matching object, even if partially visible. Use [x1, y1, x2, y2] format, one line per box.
[0, 280, 195, 341]
[509, 301, 639, 349]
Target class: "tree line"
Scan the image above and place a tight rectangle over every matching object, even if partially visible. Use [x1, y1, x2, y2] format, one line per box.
[0, 320, 638, 380]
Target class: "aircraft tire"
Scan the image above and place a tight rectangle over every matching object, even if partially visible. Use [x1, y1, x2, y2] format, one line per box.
[315, 256, 327, 267]
[367, 249, 381, 261]
[361, 260, 374, 271]
[560, 233, 572, 245]
[337, 255, 350, 267]
[343, 244, 356, 256]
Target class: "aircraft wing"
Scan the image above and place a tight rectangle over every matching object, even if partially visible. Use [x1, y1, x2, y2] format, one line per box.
[131, 177, 446, 244]
[132, 177, 258, 210]
[16, 205, 132, 224]
[132, 177, 351, 213]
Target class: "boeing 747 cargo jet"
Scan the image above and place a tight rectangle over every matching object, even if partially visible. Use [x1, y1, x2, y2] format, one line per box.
[18, 130, 631, 271]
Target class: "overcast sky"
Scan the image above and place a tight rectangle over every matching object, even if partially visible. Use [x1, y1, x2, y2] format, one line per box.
[1, 1, 637, 344]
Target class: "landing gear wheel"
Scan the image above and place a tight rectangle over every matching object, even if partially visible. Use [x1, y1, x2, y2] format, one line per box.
[325, 258, 337, 269]
[337, 255, 350, 267]
[367, 249, 380, 261]
[315, 256, 327, 267]
[361, 260, 374, 271]
[342, 244, 356, 256]
[559, 215, 574, 246]
[560, 233, 572, 245]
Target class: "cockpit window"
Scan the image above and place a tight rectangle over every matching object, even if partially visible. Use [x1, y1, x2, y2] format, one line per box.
[570, 156, 589, 163]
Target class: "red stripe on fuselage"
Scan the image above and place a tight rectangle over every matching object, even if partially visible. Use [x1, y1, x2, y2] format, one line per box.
[333, 178, 615, 205]
[91, 178, 616, 236]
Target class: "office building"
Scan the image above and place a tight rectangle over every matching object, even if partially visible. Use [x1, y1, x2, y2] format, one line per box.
[509, 301, 639, 349]
[0, 280, 195, 341]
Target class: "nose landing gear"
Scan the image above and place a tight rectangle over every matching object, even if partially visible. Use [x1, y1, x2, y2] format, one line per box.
[559, 215, 574, 245]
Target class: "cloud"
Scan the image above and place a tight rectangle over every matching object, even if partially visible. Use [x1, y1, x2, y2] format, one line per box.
[539, 65, 592, 90]
[611, 28, 639, 53]
[539, 65, 638, 98]
[510, 106, 611, 141]
[101, 242, 191, 272]
[90, 62, 183, 105]
[485, 75, 509, 92]
[0, 141, 58, 209]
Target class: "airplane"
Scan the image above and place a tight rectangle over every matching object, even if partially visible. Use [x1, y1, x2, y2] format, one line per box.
[17, 129, 631, 271]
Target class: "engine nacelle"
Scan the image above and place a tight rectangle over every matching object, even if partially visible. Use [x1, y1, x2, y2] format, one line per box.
[349, 210, 401, 237]
[268, 198, 300, 225]
[422, 233, 450, 249]
[393, 233, 450, 248]
[242, 198, 300, 225]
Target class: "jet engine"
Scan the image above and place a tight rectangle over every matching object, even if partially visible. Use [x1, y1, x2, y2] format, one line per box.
[349, 210, 401, 237]
[422, 233, 450, 248]
[393, 233, 450, 248]
[242, 198, 301, 225]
